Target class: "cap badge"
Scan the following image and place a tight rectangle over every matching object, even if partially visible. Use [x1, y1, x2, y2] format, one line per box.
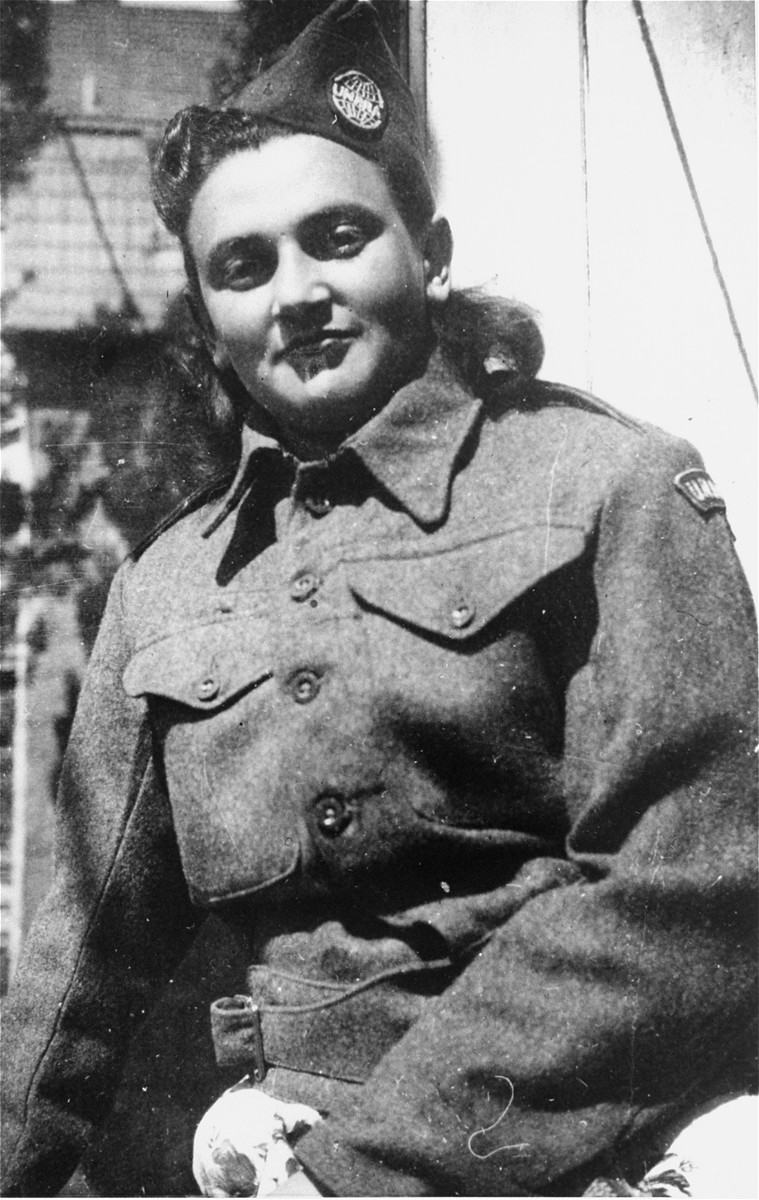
[329, 69, 387, 134]
[674, 468, 726, 516]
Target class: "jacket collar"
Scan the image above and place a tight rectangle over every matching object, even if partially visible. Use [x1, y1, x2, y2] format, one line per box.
[203, 348, 482, 535]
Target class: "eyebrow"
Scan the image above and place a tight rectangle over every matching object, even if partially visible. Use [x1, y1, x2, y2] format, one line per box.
[307, 203, 382, 225]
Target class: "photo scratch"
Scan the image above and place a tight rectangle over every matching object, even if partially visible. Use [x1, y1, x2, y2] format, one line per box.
[543, 422, 568, 571]
[467, 1077, 529, 1160]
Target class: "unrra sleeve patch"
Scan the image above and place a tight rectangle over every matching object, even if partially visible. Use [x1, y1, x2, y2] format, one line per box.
[674, 468, 726, 516]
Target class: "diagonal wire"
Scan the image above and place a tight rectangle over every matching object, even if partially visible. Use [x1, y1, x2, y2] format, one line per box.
[58, 119, 143, 325]
[632, 0, 757, 402]
[578, 0, 592, 391]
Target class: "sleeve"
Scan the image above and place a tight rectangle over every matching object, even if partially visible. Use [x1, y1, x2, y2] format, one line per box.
[294, 436, 758, 1196]
[0, 564, 202, 1198]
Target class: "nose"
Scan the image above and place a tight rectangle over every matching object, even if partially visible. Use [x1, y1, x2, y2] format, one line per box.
[271, 242, 330, 321]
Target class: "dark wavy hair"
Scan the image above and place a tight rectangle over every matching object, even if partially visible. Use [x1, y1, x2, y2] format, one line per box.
[151, 105, 544, 477]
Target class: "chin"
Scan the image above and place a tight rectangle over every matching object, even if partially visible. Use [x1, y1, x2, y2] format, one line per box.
[287, 374, 376, 412]
[252, 359, 396, 440]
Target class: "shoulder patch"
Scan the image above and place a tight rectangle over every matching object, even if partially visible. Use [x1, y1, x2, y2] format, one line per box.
[674, 468, 726, 516]
[127, 469, 236, 563]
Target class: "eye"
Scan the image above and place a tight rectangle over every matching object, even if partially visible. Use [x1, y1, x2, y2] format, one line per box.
[302, 210, 383, 261]
[220, 251, 275, 291]
[326, 222, 369, 257]
[208, 241, 276, 291]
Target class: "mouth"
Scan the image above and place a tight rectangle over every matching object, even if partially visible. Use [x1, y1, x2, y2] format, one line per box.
[279, 329, 357, 360]
[278, 330, 357, 380]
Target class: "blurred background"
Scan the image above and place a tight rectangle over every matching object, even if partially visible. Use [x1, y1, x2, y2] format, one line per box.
[0, 1, 755, 1193]
[0, 0, 411, 990]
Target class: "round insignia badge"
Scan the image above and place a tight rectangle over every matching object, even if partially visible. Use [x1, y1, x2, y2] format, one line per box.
[328, 69, 387, 135]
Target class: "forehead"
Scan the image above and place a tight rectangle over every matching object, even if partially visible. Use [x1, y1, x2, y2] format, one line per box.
[187, 134, 402, 258]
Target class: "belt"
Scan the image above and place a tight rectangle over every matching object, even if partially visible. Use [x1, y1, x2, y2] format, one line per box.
[211, 957, 455, 1084]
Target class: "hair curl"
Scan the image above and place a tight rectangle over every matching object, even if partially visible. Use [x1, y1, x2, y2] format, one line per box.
[152, 107, 299, 238]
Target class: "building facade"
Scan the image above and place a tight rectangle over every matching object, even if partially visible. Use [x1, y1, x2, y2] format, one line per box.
[1, 0, 241, 993]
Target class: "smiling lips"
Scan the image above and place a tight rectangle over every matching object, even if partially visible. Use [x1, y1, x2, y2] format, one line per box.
[279, 329, 356, 360]
[278, 329, 357, 378]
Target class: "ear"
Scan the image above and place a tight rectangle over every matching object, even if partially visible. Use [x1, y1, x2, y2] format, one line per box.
[423, 214, 453, 307]
[212, 341, 231, 372]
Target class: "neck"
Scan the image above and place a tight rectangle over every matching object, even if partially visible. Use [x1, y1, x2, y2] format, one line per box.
[279, 427, 344, 464]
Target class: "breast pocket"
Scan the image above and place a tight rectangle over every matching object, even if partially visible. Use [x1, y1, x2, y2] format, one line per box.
[344, 524, 589, 832]
[123, 621, 300, 905]
[123, 621, 273, 713]
[346, 524, 589, 643]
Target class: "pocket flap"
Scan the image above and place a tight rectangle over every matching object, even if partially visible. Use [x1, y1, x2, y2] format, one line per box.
[123, 621, 272, 711]
[348, 526, 588, 640]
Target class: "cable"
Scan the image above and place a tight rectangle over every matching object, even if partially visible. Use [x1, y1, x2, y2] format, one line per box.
[578, 0, 592, 391]
[58, 119, 143, 327]
[632, 0, 757, 402]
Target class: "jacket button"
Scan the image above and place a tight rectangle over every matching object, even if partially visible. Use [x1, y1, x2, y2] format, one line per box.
[304, 494, 332, 517]
[313, 795, 351, 837]
[290, 573, 320, 602]
[291, 669, 320, 704]
[197, 676, 220, 701]
[450, 601, 475, 629]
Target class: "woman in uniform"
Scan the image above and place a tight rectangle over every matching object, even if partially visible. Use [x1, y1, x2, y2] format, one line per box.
[2, 2, 756, 1196]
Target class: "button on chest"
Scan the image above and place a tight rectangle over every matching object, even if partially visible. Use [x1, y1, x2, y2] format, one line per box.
[312, 794, 352, 837]
[289, 668, 322, 704]
[304, 494, 333, 517]
[294, 462, 336, 521]
[290, 572, 322, 602]
[196, 675, 220, 702]
[450, 600, 476, 630]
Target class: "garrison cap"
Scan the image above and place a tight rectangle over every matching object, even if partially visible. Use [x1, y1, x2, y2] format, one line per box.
[224, 0, 434, 221]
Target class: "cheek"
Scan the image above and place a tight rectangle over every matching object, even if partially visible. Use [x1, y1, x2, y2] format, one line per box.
[212, 299, 269, 360]
[348, 238, 425, 327]
[360, 265, 426, 334]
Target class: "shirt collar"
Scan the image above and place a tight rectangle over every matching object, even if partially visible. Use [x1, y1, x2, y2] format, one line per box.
[203, 348, 482, 536]
[202, 423, 283, 537]
[345, 349, 482, 525]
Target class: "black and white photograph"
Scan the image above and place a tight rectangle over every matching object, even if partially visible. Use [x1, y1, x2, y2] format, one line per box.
[1, 1, 756, 1196]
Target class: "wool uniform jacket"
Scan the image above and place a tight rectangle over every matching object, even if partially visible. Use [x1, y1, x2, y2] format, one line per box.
[2, 350, 757, 1197]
